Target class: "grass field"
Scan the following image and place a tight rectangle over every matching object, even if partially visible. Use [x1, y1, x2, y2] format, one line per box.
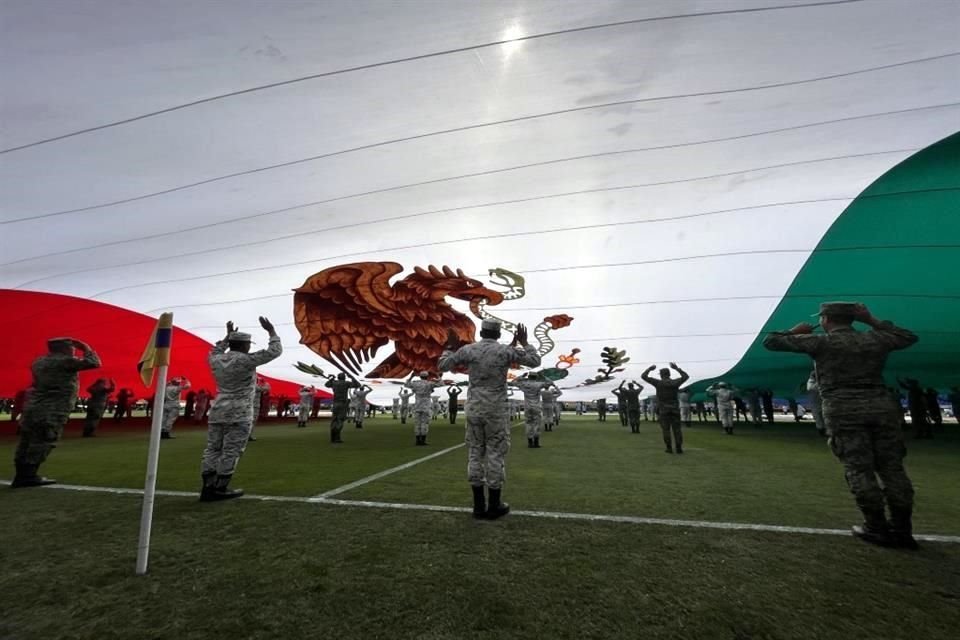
[1, 415, 958, 640]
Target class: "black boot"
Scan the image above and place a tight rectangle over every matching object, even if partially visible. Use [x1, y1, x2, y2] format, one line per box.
[527, 438, 534, 448]
[161, 431, 174, 439]
[889, 507, 920, 550]
[486, 488, 510, 520]
[82, 428, 95, 438]
[676, 445, 684, 454]
[472, 485, 487, 519]
[664, 439, 674, 454]
[212, 474, 244, 501]
[10, 463, 57, 488]
[533, 437, 541, 448]
[199, 472, 217, 502]
[852, 510, 893, 547]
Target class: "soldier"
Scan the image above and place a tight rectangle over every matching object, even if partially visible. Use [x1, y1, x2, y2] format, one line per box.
[734, 396, 748, 423]
[113, 387, 133, 422]
[611, 385, 628, 427]
[807, 371, 827, 436]
[431, 395, 441, 421]
[597, 398, 607, 422]
[398, 387, 413, 424]
[642, 363, 690, 453]
[746, 389, 763, 426]
[760, 389, 775, 423]
[695, 399, 707, 422]
[350, 383, 372, 428]
[297, 385, 315, 428]
[11, 338, 101, 487]
[406, 372, 442, 446]
[184, 390, 196, 420]
[706, 382, 737, 434]
[678, 388, 692, 428]
[82, 377, 115, 438]
[391, 397, 400, 420]
[311, 393, 322, 419]
[325, 373, 359, 443]
[249, 377, 270, 442]
[511, 373, 548, 448]
[439, 319, 540, 519]
[897, 378, 930, 438]
[160, 377, 190, 439]
[540, 384, 563, 432]
[201, 318, 282, 501]
[763, 302, 918, 548]
[194, 388, 210, 424]
[617, 381, 643, 433]
[447, 385, 463, 424]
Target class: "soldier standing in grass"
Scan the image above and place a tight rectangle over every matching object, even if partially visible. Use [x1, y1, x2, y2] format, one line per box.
[447, 384, 463, 424]
[82, 377, 115, 438]
[642, 363, 690, 453]
[248, 377, 269, 442]
[611, 385, 628, 427]
[161, 376, 191, 440]
[352, 383, 373, 429]
[398, 387, 413, 424]
[763, 302, 919, 548]
[706, 382, 737, 435]
[540, 383, 562, 432]
[200, 318, 282, 502]
[596, 397, 607, 422]
[12, 338, 101, 488]
[406, 372, 442, 446]
[326, 373, 359, 443]
[678, 388, 692, 428]
[512, 373, 549, 449]
[439, 319, 541, 519]
[297, 385, 315, 428]
[616, 381, 643, 433]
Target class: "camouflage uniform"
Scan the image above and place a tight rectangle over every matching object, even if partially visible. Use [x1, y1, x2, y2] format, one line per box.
[642, 368, 690, 451]
[806, 372, 826, 435]
[391, 397, 399, 419]
[203, 335, 282, 478]
[406, 379, 441, 438]
[678, 390, 692, 426]
[353, 386, 372, 426]
[611, 388, 628, 426]
[540, 387, 563, 431]
[763, 316, 918, 539]
[83, 379, 114, 437]
[618, 385, 642, 433]
[297, 387, 314, 425]
[513, 379, 547, 441]
[439, 339, 540, 489]
[706, 385, 736, 431]
[597, 398, 607, 421]
[399, 388, 412, 424]
[325, 377, 359, 442]
[14, 347, 101, 472]
[250, 380, 269, 438]
[162, 379, 190, 436]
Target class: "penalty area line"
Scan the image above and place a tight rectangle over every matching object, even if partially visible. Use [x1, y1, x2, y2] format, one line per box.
[3, 480, 959, 544]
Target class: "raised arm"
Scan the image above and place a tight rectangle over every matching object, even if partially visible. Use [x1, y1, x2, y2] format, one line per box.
[855, 306, 918, 351]
[68, 340, 101, 371]
[640, 365, 657, 386]
[762, 322, 825, 354]
[670, 362, 690, 385]
[512, 323, 541, 368]
[246, 317, 283, 366]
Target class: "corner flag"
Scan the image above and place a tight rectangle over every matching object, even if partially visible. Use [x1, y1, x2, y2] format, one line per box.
[137, 313, 173, 386]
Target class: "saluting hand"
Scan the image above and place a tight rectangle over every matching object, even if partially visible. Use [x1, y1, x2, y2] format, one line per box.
[515, 323, 529, 347]
[259, 316, 276, 336]
[789, 323, 816, 335]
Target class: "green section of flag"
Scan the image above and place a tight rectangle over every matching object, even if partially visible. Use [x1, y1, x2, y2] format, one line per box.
[691, 131, 960, 398]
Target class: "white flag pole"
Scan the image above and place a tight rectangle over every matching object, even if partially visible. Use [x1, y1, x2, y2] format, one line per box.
[135, 364, 168, 576]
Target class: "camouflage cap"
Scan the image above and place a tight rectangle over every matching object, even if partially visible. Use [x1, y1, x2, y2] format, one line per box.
[47, 336, 74, 346]
[811, 301, 860, 317]
[228, 331, 252, 342]
[481, 318, 501, 332]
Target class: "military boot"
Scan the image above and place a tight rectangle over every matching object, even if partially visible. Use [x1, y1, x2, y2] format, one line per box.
[852, 510, 893, 547]
[888, 507, 920, 550]
[10, 463, 57, 488]
[471, 485, 487, 519]
[212, 475, 244, 501]
[160, 431, 174, 439]
[533, 437, 541, 448]
[486, 488, 510, 520]
[527, 438, 534, 448]
[199, 472, 218, 502]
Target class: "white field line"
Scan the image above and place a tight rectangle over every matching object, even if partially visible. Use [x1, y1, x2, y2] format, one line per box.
[311, 442, 465, 499]
[3, 480, 959, 544]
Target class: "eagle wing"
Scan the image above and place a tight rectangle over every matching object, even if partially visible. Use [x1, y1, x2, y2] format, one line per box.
[293, 262, 405, 376]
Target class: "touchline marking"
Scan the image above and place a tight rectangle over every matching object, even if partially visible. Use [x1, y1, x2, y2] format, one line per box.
[310, 442, 465, 499]
[3, 480, 959, 544]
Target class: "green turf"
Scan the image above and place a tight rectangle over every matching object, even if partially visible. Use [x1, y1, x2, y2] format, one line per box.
[0, 491, 958, 640]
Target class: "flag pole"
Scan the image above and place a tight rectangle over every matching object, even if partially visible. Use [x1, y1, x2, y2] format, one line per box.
[136, 366, 167, 575]
[136, 311, 174, 576]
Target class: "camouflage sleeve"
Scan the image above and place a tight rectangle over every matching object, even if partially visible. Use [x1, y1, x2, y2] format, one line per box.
[869, 320, 919, 351]
[209, 339, 229, 365]
[640, 373, 657, 387]
[324, 378, 334, 389]
[246, 335, 283, 366]
[761, 332, 825, 354]
[68, 348, 101, 371]
[437, 348, 464, 372]
[514, 344, 541, 368]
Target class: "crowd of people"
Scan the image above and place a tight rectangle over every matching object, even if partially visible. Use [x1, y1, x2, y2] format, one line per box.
[4, 302, 956, 548]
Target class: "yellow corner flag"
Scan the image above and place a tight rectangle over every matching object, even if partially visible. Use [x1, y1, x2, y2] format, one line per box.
[137, 313, 174, 386]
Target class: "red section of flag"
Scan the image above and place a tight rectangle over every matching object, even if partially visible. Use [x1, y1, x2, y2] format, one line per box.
[0, 289, 325, 401]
